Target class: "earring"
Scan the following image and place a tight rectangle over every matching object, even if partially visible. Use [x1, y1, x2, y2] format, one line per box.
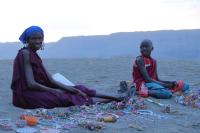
[41, 43, 45, 50]
[24, 43, 28, 48]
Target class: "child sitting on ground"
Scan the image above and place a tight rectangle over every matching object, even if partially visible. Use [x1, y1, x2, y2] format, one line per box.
[132, 39, 189, 99]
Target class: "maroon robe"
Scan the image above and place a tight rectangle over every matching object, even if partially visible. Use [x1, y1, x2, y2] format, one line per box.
[11, 48, 96, 109]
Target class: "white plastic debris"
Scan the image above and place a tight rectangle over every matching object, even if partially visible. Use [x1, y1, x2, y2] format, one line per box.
[52, 73, 75, 86]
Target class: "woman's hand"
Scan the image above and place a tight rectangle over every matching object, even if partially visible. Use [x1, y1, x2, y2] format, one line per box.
[50, 89, 65, 94]
[74, 89, 87, 98]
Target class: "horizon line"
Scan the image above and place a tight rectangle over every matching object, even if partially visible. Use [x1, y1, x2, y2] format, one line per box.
[0, 28, 199, 44]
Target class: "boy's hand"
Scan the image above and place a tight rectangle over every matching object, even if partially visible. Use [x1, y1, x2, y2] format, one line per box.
[172, 81, 178, 88]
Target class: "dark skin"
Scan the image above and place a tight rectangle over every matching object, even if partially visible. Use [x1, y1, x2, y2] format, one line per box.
[136, 40, 176, 88]
[22, 32, 126, 103]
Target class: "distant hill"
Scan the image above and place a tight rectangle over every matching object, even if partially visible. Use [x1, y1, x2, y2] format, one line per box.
[0, 29, 200, 59]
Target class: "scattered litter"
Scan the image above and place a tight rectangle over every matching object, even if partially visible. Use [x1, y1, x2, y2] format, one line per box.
[175, 95, 184, 105]
[191, 122, 200, 129]
[40, 128, 60, 133]
[21, 115, 38, 126]
[162, 104, 171, 113]
[129, 123, 143, 131]
[161, 105, 183, 115]
[175, 89, 200, 108]
[1, 89, 180, 132]
[16, 120, 26, 128]
[15, 127, 38, 133]
[61, 123, 77, 130]
[78, 121, 105, 131]
[136, 110, 168, 120]
[0, 123, 12, 131]
[98, 115, 117, 123]
[38, 119, 56, 127]
[0, 119, 12, 131]
[194, 102, 200, 108]
[136, 110, 153, 115]
[146, 98, 165, 107]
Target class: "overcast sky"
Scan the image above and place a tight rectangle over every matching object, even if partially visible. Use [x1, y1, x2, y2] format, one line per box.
[0, 0, 199, 42]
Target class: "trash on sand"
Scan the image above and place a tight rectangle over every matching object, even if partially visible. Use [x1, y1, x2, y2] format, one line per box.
[52, 73, 75, 86]
[194, 102, 200, 108]
[0, 123, 12, 131]
[175, 95, 184, 105]
[146, 98, 165, 107]
[78, 121, 105, 131]
[129, 123, 143, 131]
[136, 110, 168, 119]
[191, 122, 200, 128]
[40, 128, 60, 133]
[175, 89, 200, 108]
[61, 123, 77, 130]
[35, 109, 53, 119]
[0, 119, 12, 131]
[162, 104, 171, 113]
[2, 87, 173, 133]
[15, 127, 38, 133]
[16, 120, 26, 128]
[38, 119, 56, 127]
[123, 105, 133, 114]
[21, 115, 38, 126]
[134, 98, 146, 109]
[99, 115, 117, 123]
[136, 110, 153, 115]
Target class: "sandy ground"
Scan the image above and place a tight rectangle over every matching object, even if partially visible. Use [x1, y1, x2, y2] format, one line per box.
[0, 57, 200, 133]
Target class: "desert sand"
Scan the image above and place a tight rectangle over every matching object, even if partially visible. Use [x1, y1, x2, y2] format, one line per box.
[0, 57, 200, 133]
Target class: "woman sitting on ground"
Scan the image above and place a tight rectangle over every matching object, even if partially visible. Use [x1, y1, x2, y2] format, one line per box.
[11, 26, 126, 109]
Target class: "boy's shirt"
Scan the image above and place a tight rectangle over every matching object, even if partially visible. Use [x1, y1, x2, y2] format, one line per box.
[132, 56, 158, 92]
